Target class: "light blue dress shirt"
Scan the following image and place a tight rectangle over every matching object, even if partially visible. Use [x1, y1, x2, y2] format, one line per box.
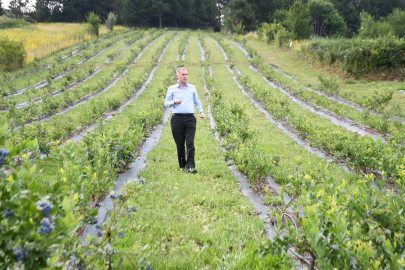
[164, 83, 204, 114]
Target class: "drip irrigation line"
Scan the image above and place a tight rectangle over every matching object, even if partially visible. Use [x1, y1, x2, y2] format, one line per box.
[198, 40, 205, 61]
[272, 211, 317, 269]
[276, 205, 298, 231]
[212, 38, 229, 61]
[229, 40, 254, 60]
[289, 248, 317, 270]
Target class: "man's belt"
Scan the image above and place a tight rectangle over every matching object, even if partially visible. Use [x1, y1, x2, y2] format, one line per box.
[172, 113, 194, 115]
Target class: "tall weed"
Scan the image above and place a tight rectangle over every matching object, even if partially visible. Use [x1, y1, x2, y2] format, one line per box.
[299, 37, 405, 74]
[0, 36, 26, 71]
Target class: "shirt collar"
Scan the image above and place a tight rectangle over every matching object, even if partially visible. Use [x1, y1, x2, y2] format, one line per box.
[176, 81, 188, 88]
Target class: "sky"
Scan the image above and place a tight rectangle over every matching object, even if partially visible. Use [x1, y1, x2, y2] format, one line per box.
[2, 0, 36, 11]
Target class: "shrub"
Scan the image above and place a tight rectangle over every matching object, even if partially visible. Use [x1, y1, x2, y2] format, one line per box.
[275, 27, 292, 48]
[298, 36, 405, 74]
[260, 21, 288, 44]
[0, 124, 81, 268]
[318, 75, 340, 95]
[86, 11, 101, 37]
[105, 12, 116, 32]
[0, 19, 30, 29]
[287, 0, 311, 40]
[0, 36, 26, 71]
[232, 19, 245, 35]
[358, 12, 394, 38]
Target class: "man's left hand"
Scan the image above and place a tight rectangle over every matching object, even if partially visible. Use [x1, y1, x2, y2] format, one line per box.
[200, 112, 205, 118]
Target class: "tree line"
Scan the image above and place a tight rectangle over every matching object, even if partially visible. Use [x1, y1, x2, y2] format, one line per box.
[222, 0, 405, 37]
[0, 0, 404, 35]
[3, 0, 220, 29]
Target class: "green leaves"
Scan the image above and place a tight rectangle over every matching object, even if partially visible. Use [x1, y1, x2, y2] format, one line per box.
[0, 127, 81, 268]
[292, 171, 405, 269]
[61, 194, 81, 230]
[299, 36, 405, 74]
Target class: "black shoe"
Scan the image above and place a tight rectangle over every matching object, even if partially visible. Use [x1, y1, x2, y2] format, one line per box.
[187, 167, 197, 174]
[179, 167, 185, 172]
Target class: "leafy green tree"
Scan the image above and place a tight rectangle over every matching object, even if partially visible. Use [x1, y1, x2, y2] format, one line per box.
[8, 0, 29, 19]
[250, 0, 294, 25]
[120, 0, 140, 26]
[193, 0, 220, 29]
[308, 0, 347, 37]
[259, 20, 288, 43]
[328, 0, 361, 35]
[269, 9, 289, 28]
[105, 12, 116, 31]
[0, 37, 26, 71]
[232, 19, 245, 34]
[358, 12, 394, 38]
[0, 0, 4, 16]
[224, 0, 255, 33]
[34, 0, 53, 22]
[94, 0, 114, 23]
[387, 9, 405, 38]
[151, 0, 164, 28]
[287, 1, 311, 40]
[356, 0, 405, 21]
[86, 11, 101, 37]
[32, 0, 220, 28]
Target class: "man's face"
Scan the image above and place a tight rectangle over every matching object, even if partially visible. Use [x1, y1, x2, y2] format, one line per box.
[177, 69, 188, 84]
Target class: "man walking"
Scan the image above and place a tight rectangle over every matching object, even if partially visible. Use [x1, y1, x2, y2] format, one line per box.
[164, 67, 205, 174]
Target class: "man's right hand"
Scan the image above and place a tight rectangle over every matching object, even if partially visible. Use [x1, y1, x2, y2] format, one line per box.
[174, 99, 182, 104]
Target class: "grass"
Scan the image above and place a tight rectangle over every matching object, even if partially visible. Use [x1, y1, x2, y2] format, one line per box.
[185, 32, 202, 64]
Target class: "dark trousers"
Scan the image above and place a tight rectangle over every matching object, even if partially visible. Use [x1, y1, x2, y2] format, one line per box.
[171, 114, 197, 168]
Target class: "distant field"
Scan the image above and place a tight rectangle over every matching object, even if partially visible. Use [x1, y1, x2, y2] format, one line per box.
[0, 22, 127, 63]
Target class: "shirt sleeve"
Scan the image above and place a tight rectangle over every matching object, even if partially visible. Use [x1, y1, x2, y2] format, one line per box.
[164, 87, 175, 108]
[193, 86, 204, 113]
